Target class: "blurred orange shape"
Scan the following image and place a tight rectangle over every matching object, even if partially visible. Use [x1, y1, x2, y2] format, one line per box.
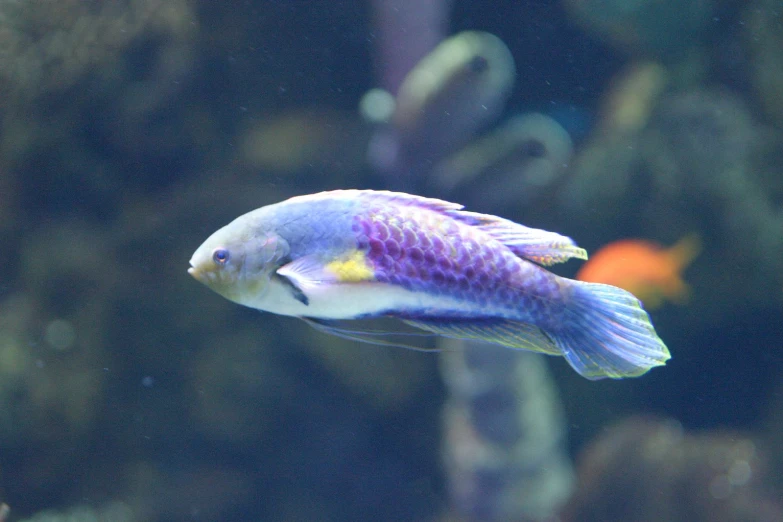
[576, 235, 701, 309]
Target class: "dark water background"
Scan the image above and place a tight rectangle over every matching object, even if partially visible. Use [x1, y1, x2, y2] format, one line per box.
[1, 1, 781, 521]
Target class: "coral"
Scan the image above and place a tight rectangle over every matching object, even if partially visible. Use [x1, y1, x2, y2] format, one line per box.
[371, 0, 452, 94]
[563, 0, 715, 58]
[440, 341, 573, 521]
[428, 113, 573, 214]
[563, 416, 783, 522]
[0, 225, 108, 490]
[744, 0, 783, 126]
[0, 0, 195, 102]
[0, 0, 198, 227]
[368, 31, 516, 184]
[236, 109, 370, 181]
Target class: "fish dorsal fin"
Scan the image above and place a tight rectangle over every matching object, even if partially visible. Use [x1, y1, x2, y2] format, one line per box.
[452, 211, 587, 265]
[287, 189, 464, 213]
[287, 190, 585, 265]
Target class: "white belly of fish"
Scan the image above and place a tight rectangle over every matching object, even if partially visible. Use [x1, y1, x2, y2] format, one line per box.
[243, 277, 478, 319]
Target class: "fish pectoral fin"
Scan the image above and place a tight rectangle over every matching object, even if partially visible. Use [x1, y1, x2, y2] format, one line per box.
[458, 212, 587, 265]
[277, 251, 376, 294]
[276, 256, 334, 302]
[274, 273, 310, 305]
[402, 316, 561, 355]
[277, 254, 339, 291]
[301, 317, 440, 352]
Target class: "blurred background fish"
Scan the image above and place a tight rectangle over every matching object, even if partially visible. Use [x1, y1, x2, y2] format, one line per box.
[576, 235, 702, 309]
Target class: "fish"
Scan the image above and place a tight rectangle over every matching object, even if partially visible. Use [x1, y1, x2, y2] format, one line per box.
[576, 235, 701, 309]
[188, 190, 670, 380]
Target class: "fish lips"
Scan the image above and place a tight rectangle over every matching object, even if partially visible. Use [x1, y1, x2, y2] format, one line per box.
[188, 260, 210, 284]
[187, 264, 200, 280]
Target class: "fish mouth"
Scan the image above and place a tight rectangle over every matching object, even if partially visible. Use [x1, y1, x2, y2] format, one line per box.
[188, 262, 216, 285]
[188, 262, 201, 280]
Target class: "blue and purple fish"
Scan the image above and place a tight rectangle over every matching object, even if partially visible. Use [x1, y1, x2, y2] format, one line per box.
[188, 190, 670, 380]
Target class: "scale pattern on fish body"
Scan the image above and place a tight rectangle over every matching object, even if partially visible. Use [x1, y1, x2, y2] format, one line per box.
[350, 202, 563, 324]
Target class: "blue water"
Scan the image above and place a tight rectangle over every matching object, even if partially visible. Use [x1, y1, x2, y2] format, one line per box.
[1, 2, 781, 521]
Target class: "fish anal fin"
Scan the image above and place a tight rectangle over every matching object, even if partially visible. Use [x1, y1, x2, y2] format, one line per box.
[402, 316, 560, 355]
[301, 317, 440, 352]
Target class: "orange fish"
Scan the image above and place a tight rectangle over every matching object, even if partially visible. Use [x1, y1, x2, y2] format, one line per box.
[576, 235, 701, 309]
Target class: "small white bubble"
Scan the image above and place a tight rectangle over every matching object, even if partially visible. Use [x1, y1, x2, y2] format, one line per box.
[728, 459, 752, 486]
[141, 376, 155, 388]
[44, 319, 76, 351]
[359, 88, 396, 124]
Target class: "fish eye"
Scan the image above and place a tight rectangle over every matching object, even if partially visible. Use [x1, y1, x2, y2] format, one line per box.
[521, 139, 547, 158]
[468, 55, 489, 74]
[212, 248, 230, 265]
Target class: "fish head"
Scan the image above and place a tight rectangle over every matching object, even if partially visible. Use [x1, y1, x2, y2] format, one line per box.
[189, 217, 288, 305]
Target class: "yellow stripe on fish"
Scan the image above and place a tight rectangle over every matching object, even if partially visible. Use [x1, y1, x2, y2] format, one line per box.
[325, 250, 375, 282]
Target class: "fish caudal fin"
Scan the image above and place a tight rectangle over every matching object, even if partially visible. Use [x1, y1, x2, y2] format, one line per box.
[551, 280, 671, 380]
[668, 233, 702, 269]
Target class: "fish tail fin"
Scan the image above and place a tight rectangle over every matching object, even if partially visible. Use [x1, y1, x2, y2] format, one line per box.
[548, 280, 671, 380]
[663, 234, 701, 303]
[668, 233, 702, 270]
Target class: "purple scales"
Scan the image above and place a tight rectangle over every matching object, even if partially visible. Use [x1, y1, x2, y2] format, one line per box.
[351, 201, 558, 324]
